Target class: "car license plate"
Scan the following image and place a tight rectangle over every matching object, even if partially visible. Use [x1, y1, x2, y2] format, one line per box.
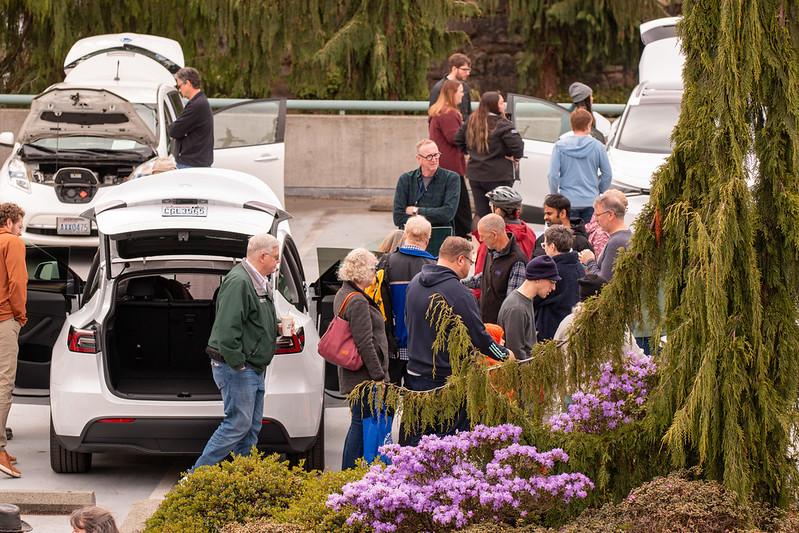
[56, 217, 91, 235]
[161, 204, 207, 217]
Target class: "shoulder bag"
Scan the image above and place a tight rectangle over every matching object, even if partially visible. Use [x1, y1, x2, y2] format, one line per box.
[317, 291, 364, 371]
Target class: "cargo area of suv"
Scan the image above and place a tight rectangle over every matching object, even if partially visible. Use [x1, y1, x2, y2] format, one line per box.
[105, 272, 222, 400]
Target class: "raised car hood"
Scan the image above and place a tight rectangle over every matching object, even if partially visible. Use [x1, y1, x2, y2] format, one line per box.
[18, 87, 157, 146]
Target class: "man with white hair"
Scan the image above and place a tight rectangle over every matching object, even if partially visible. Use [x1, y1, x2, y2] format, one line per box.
[191, 232, 282, 471]
[377, 215, 436, 386]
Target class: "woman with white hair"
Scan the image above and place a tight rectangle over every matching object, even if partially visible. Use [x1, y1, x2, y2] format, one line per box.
[334, 248, 389, 469]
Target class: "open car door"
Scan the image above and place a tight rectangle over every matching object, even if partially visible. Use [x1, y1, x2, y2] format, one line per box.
[16, 246, 82, 397]
[507, 94, 571, 223]
[213, 98, 287, 204]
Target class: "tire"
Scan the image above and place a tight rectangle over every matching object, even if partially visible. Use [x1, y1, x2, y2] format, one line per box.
[50, 420, 92, 473]
[286, 410, 325, 472]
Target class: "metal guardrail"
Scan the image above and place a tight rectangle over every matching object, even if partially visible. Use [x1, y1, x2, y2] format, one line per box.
[0, 94, 626, 115]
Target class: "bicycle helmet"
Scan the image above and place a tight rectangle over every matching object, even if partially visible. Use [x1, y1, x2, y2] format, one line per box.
[485, 186, 523, 209]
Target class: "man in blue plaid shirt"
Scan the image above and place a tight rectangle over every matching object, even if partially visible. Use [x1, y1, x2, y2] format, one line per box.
[393, 139, 460, 231]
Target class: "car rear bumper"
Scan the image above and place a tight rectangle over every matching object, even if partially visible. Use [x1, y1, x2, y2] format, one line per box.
[54, 416, 316, 455]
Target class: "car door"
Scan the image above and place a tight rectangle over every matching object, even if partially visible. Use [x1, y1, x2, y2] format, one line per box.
[212, 98, 286, 204]
[15, 246, 82, 396]
[507, 93, 571, 223]
[157, 85, 182, 157]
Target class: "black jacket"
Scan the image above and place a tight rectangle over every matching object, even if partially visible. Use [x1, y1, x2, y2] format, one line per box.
[533, 252, 585, 341]
[168, 90, 214, 167]
[453, 114, 524, 183]
[405, 264, 508, 379]
[532, 219, 594, 258]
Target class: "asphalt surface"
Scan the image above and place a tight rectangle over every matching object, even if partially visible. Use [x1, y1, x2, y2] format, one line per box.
[8, 195, 543, 531]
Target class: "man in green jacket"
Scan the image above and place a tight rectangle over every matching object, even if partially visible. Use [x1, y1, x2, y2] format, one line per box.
[191, 232, 281, 471]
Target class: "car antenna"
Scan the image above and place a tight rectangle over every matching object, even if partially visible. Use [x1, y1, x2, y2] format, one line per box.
[114, 60, 120, 82]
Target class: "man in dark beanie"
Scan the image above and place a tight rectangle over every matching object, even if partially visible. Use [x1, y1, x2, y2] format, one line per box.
[497, 255, 561, 359]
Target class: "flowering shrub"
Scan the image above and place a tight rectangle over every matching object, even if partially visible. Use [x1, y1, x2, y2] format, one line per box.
[327, 424, 593, 532]
[548, 351, 657, 434]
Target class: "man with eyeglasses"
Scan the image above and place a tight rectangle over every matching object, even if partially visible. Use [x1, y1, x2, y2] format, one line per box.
[429, 53, 473, 120]
[393, 139, 461, 249]
[578, 193, 631, 281]
[168, 67, 214, 168]
[190, 232, 282, 472]
[403, 236, 513, 445]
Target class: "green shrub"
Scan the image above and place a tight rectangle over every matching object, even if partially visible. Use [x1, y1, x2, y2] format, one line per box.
[271, 464, 371, 532]
[220, 520, 312, 533]
[143, 452, 310, 533]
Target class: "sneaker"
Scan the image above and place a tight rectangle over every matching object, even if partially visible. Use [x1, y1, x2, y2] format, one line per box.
[0, 451, 20, 478]
[5, 427, 11, 441]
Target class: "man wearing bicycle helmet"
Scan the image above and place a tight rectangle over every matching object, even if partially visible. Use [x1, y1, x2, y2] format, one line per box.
[472, 186, 536, 282]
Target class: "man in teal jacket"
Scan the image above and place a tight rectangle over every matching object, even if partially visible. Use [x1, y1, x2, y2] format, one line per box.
[191, 232, 281, 471]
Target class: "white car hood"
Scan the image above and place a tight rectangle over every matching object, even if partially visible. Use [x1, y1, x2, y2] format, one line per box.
[607, 147, 670, 191]
[18, 87, 157, 146]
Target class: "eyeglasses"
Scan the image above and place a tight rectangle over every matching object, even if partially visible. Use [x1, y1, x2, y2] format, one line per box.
[458, 67, 472, 73]
[595, 211, 612, 219]
[460, 255, 475, 265]
[540, 241, 549, 248]
[417, 152, 442, 161]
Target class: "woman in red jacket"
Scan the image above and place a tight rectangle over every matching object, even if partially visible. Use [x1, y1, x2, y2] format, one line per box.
[429, 79, 471, 238]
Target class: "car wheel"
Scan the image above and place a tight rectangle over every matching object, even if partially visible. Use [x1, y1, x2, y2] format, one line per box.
[286, 410, 325, 472]
[50, 420, 92, 473]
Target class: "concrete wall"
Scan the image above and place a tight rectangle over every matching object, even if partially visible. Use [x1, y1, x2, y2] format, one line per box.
[0, 109, 428, 197]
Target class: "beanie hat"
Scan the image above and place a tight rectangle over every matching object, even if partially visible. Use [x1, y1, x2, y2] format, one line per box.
[578, 274, 607, 301]
[525, 256, 561, 281]
[568, 82, 592, 103]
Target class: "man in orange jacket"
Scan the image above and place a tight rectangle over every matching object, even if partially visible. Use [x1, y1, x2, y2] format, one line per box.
[0, 203, 26, 478]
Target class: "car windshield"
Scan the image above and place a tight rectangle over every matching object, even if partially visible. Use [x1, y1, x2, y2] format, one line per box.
[616, 103, 680, 154]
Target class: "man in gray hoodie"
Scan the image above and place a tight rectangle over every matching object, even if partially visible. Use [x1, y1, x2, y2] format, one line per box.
[547, 108, 612, 223]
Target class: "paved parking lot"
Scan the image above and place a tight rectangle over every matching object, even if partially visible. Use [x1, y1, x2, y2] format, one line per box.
[10, 195, 543, 531]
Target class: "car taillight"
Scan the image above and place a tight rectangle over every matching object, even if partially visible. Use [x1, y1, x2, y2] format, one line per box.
[275, 327, 305, 354]
[68, 326, 97, 354]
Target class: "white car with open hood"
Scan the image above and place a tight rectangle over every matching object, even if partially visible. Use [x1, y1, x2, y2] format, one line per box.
[0, 33, 286, 246]
[25, 168, 323, 473]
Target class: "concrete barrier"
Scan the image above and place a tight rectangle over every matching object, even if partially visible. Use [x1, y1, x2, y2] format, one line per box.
[0, 109, 428, 197]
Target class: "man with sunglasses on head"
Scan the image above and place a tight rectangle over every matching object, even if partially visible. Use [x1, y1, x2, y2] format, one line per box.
[393, 139, 460, 236]
[169, 66, 214, 168]
[429, 53, 472, 121]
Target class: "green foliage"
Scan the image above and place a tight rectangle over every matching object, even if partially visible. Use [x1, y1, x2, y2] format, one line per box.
[494, 0, 670, 95]
[0, 0, 477, 99]
[351, 295, 669, 514]
[143, 452, 310, 533]
[460, 469, 799, 532]
[564, 0, 799, 507]
[270, 465, 371, 533]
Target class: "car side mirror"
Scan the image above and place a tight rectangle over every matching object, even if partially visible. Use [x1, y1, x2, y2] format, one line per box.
[0, 132, 13, 147]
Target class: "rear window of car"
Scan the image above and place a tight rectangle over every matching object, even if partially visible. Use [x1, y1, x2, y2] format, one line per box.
[616, 103, 680, 154]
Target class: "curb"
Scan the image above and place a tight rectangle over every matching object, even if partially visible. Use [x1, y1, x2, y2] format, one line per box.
[0, 489, 95, 514]
[120, 498, 162, 533]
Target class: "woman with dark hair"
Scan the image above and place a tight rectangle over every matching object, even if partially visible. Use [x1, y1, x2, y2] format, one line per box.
[568, 82, 611, 142]
[453, 91, 524, 218]
[429, 79, 471, 237]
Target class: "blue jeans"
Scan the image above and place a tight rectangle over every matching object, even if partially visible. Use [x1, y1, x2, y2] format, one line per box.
[191, 361, 265, 471]
[341, 394, 370, 470]
[400, 373, 469, 447]
[571, 206, 594, 224]
[176, 163, 194, 169]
